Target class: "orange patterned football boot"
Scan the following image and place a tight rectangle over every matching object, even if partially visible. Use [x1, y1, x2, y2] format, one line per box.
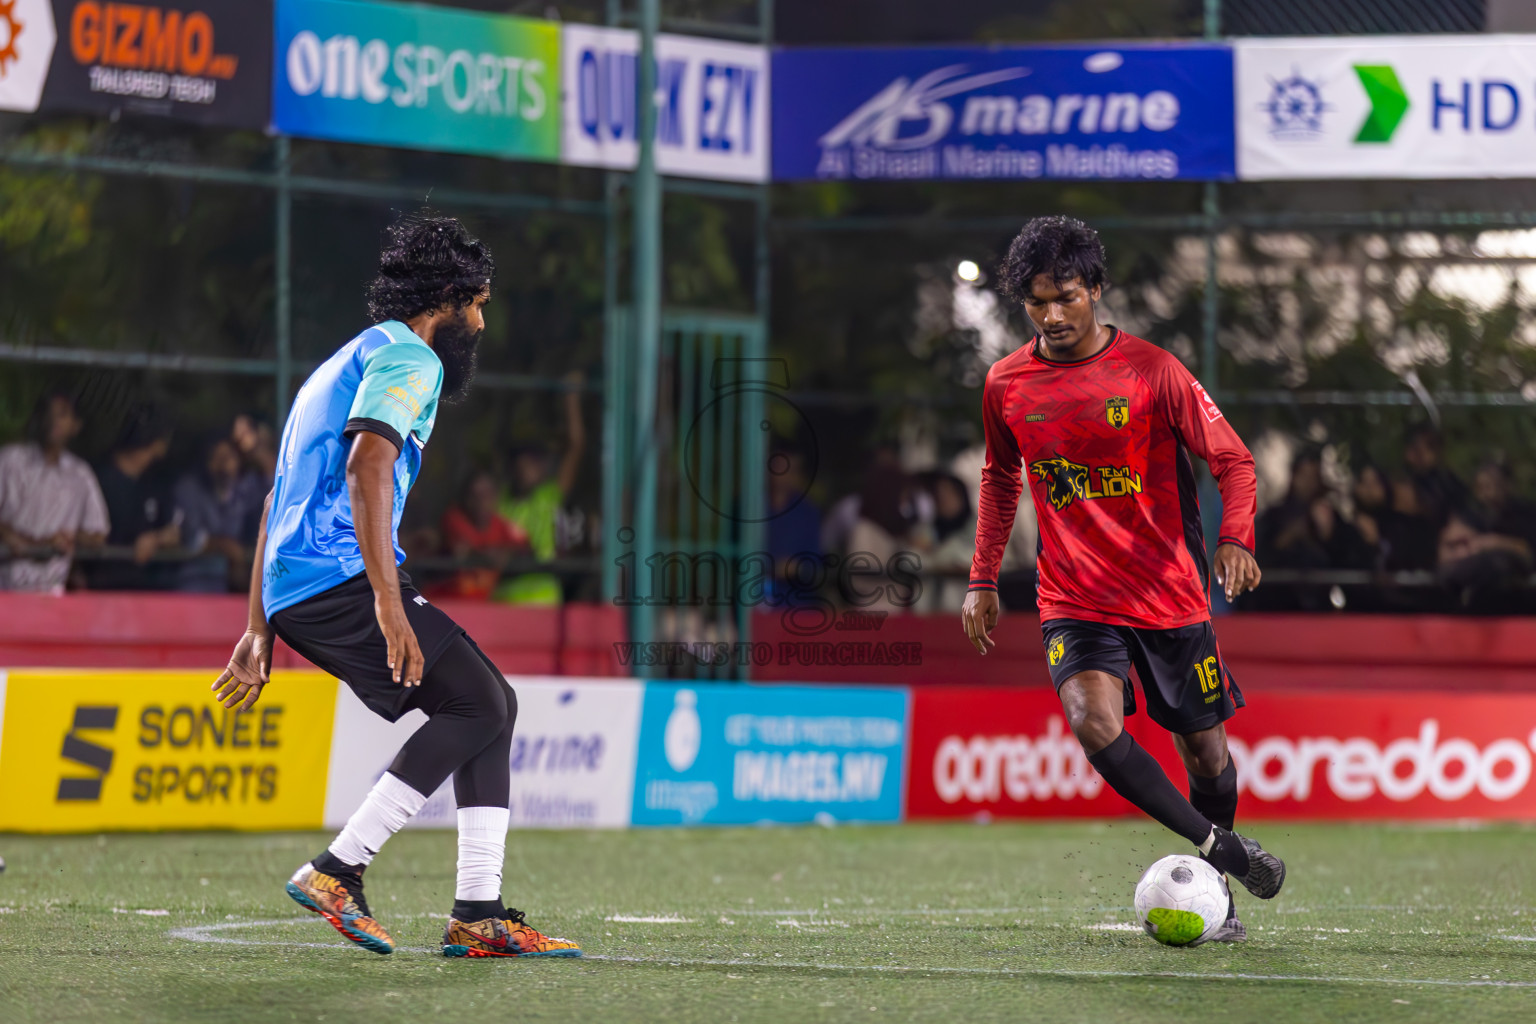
[285, 862, 395, 955]
[441, 908, 582, 958]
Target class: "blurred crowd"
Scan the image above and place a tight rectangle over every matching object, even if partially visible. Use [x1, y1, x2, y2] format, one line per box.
[0, 388, 594, 605]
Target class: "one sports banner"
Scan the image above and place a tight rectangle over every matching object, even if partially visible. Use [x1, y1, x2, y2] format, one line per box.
[561, 24, 768, 183]
[1236, 35, 1536, 180]
[0, 669, 336, 831]
[0, 1, 270, 126]
[631, 682, 908, 825]
[323, 677, 643, 830]
[907, 687, 1536, 821]
[772, 44, 1234, 182]
[271, 0, 560, 161]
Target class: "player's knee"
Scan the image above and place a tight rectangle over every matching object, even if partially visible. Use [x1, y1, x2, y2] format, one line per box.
[1061, 693, 1119, 751]
[499, 683, 518, 739]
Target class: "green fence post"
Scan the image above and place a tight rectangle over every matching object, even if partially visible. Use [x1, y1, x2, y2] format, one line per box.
[631, 0, 663, 676]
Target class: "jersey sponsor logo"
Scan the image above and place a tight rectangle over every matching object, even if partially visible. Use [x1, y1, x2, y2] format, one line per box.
[1025, 412, 1046, 423]
[384, 385, 421, 417]
[1028, 454, 1144, 511]
[1105, 395, 1129, 429]
[1191, 380, 1223, 422]
[1047, 636, 1065, 666]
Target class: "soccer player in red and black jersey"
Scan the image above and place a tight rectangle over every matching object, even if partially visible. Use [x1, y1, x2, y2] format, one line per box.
[961, 216, 1284, 941]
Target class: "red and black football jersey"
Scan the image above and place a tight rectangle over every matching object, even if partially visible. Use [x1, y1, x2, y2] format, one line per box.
[968, 329, 1257, 630]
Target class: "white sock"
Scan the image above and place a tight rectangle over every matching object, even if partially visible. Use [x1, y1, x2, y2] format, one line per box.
[1198, 827, 1217, 856]
[327, 772, 427, 868]
[455, 805, 510, 901]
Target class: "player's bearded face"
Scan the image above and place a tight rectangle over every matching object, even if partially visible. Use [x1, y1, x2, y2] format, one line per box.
[1025, 275, 1102, 358]
[436, 308, 482, 404]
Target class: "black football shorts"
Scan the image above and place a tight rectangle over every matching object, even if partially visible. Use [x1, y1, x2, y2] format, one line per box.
[270, 568, 466, 722]
[1040, 617, 1244, 735]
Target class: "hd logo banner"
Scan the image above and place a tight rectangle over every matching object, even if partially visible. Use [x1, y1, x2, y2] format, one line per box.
[272, 0, 559, 161]
[632, 683, 908, 826]
[0, 669, 335, 831]
[772, 44, 1233, 181]
[561, 24, 767, 183]
[1237, 35, 1536, 180]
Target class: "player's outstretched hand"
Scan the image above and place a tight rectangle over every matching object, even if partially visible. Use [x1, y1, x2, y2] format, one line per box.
[376, 596, 424, 687]
[213, 628, 274, 710]
[961, 589, 999, 655]
[1214, 542, 1262, 602]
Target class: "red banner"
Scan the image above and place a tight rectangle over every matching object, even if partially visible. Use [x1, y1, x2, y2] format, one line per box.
[906, 688, 1536, 820]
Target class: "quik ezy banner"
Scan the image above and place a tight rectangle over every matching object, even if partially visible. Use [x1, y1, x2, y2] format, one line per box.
[772, 44, 1234, 181]
[272, 0, 560, 161]
[561, 24, 768, 183]
[0, 1, 270, 126]
[1237, 35, 1536, 180]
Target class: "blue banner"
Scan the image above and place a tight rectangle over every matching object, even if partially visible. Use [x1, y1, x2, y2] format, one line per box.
[772, 44, 1234, 181]
[632, 683, 908, 826]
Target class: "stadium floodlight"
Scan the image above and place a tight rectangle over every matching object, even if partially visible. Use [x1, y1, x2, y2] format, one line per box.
[957, 260, 981, 282]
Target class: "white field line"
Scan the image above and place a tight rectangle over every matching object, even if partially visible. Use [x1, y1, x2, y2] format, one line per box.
[167, 918, 1536, 990]
[605, 914, 693, 923]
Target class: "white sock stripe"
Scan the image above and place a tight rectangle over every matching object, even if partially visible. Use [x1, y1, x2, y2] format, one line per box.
[455, 805, 510, 902]
[327, 772, 429, 868]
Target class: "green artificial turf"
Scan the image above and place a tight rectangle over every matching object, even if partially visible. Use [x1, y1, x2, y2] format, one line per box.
[1, 822, 1534, 1023]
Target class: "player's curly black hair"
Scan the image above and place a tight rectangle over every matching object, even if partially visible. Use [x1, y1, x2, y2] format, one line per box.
[997, 215, 1108, 304]
[365, 210, 495, 324]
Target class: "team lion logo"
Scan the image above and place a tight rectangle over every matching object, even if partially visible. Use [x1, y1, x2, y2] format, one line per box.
[1106, 396, 1130, 429]
[1029, 455, 1091, 511]
[1048, 637, 1065, 666]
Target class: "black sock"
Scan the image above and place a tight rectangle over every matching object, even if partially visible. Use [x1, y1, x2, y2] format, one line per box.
[1188, 757, 1238, 832]
[1086, 731, 1213, 846]
[313, 849, 363, 883]
[452, 898, 506, 922]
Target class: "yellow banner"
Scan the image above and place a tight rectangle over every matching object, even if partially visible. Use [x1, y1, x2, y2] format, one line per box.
[0, 670, 338, 832]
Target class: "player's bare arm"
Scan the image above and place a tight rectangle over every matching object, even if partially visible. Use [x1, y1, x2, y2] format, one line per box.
[348, 430, 424, 687]
[213, 488, 275, 710]
[1213, 542, 1261, 602]
[962, 588, 999, 655]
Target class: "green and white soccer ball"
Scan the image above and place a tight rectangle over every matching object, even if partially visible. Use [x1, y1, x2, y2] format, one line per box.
[1134, 854, 1229, 946]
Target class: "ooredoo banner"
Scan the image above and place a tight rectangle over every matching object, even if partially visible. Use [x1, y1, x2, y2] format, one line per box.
[0, 1, 270, 125]
[271, 0, 560, 161]
[908, 687, 1536, 820]
[631, 682, 908, 825]
[1237, 35, 1536, 180]
[561, 24, 767, 182]
[323, 676, 642, 830]
[0, 669, 335, 831]
[772, 44, 1234, 181]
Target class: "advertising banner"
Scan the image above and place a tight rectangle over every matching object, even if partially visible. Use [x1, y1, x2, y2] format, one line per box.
[25, 1, 271, 126]
[0, 669, 336, 831]
[908, 687, 1536, 821]
[560, 24, 768, 182]
[632, 682, 908, 825]
[1237, 36, 1536, 180]
[772, 44, 1233, 182]
[271, 0, 560, 161]
[324, 677, 642, 830]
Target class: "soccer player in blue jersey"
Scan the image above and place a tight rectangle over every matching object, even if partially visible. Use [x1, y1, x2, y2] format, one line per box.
[211, 212, 580, 960]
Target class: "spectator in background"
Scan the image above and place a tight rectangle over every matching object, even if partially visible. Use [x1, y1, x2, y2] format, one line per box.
[91, 409, 180, 590]
[1254, 450, 1369, 609]
[0, 392, 109, 594]
[843, 461, 918, 612]
[1384, 473, 1441, 571]
[766, 446, 822, 604]
[915, 470, 975, 612]
[1403, 423, 1466, 527]
[496, 374, 586, 605]
[231, 413, 278, 488]
[1353, 461, 1437, 572]
[1438, 507, 1534, 612]
[174, 434, 265, 593]
[1471, 460, 1536, 552]
[438, 470, 528, 600]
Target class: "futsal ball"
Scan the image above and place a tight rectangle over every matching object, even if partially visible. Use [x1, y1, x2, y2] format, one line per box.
[1133, 854, 1228, 946]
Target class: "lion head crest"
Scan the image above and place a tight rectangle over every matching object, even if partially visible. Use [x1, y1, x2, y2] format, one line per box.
[1029, 455, 1091, 511]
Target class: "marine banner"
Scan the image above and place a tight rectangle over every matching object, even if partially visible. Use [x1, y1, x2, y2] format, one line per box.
[271, 0, 560, 161]
[0, 669, 336, 831]
[772, 43, 1234, 181]
[1236, 36, 1536, 180]
[323, 676, 643, 830]
[907, 687, 1536, 821]
[1, 0, 271, 125]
